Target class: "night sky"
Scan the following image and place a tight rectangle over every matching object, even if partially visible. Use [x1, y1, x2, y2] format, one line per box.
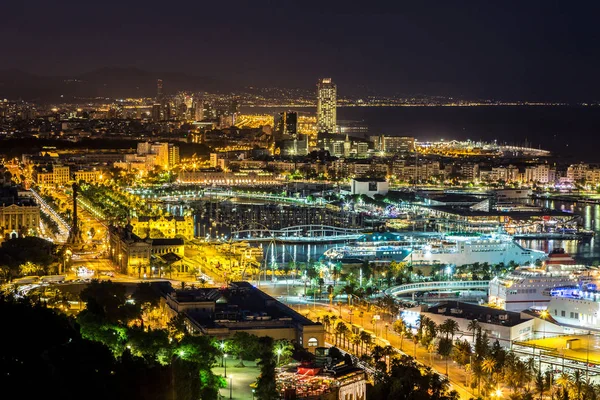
[3, 1, 600, 100]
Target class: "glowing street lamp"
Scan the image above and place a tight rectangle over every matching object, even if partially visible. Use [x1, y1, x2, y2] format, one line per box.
[220, 342, 225, 367]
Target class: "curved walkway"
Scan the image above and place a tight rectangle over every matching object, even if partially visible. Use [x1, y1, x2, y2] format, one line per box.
[385, 280, 490, 296]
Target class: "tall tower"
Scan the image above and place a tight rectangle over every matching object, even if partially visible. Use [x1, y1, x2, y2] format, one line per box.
[316, 78, 337, 133]
[156, 79, 163, 101]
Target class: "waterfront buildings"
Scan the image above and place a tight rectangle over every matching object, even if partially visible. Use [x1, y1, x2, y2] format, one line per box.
[108, 223, 186, 276]
[372, 135, 415, 154]
[418, 301, 535, 347]
[0, 187, 40, 239]
[548, 287, 600, 331]
[317, 78, 337, 133]
[160, 281, 325, 352]
[130, 215, 194, 240]
[73, 169, 104, 184]
[32, 165, 70, 186]
[177, 169, 283, 186]
[350, 178, 389, 197]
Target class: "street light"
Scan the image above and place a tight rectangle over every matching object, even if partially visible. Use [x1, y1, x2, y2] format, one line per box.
[224, 353, 228, 377]
[229, 375, 233, 400]
[252, 389, 255, 400]
[220, 342, 225, 367]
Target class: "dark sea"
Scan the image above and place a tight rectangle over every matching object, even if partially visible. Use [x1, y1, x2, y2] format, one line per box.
[242, 105, 600, 163]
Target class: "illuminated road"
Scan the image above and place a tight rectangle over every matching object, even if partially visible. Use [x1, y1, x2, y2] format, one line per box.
[260, 285, 477, 400]
[30, 188, 70, 242]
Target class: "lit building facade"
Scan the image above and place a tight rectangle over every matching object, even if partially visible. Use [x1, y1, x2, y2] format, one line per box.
[316, 78, 337, 133]
[0, 199, 40, 239]
[130, 215, 194, 240]
[178, 170, 283, 186]
[109, 224, 186, 276]
[74, 169, 104, 184]
[32, 165, 70, 186]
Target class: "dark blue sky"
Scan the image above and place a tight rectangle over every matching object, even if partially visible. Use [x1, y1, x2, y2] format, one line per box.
[2, 1, 600, 100]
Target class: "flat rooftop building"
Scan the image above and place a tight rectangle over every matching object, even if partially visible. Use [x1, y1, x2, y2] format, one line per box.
[415, 301, 535, 347]
[160, 281, 325, 352]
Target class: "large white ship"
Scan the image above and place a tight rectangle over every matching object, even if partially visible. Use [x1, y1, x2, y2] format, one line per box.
[409, 233, 546, 267]
[489, 253, 591, 312]
[547, 285, 600, 330]
[324, 232, 545, 266]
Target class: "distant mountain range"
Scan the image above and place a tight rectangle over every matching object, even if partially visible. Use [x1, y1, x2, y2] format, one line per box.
[0, 67, 231, 102]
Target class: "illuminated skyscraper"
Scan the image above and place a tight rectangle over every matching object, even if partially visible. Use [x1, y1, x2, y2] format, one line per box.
[316, 78, 337, 133]
[157, 79, 163, 100]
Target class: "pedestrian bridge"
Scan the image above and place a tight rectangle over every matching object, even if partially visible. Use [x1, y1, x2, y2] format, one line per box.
[386, 280, 490, 297]
[231, 224, 366, 243]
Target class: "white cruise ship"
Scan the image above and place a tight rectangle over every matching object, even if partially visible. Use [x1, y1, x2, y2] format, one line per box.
[547, 285, 600, 330]
[324, 232, 545, 266]
[489, 262, 591, 312]
[409, 233, 546, 267]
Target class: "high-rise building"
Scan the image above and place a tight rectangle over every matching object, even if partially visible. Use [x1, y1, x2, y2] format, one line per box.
[193, 96, 204, 121]
[316, 78, 337, 133]
[276, 111, 298, 137]
[157, 79, 163, 100]
[381, 136, 415, 154]
[152, 104, 161, 122]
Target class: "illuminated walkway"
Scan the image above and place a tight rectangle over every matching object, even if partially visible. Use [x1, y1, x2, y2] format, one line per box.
[385, 280, 490, 296]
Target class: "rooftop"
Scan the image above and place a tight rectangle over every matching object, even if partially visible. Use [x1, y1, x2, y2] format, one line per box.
[425, 301, 530, 327]
[181, 282, 321, 330]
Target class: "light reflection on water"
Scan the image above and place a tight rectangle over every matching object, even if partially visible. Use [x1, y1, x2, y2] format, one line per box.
[261, 199, 600, 265]
[518, 199, 600, 263]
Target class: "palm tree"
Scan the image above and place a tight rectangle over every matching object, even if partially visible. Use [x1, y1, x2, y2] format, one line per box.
[335, 322, 349, 348]
[330, 314, 338, 328]
[322, 315, 331, 333]
[381, 345, 396, 372]
[412, 334, 419, 358]
[482, 356, 497, 391]
[467, 319, 480, 343]
[392, 318, 407, 350]
[351, 334, 362, 354]
[342, 283, 356, 305]
[360, 331, 372, 354]
[427, 342, 436, 366]
[441, 319, 460, 341]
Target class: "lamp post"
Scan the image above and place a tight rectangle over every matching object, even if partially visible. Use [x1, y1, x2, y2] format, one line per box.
[220, 342, 225, 367]
[229, 375, 233, 399]
[224, 353, 228, 378]
[252, 389, 255, 400]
